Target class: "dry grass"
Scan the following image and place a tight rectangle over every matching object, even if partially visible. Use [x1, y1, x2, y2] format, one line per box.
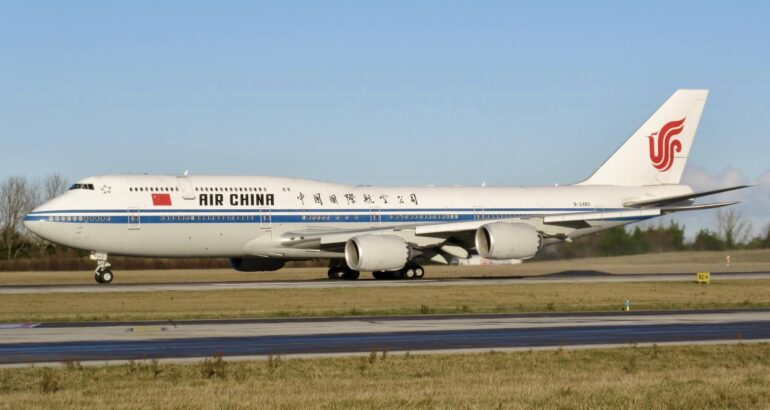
[2, 280, 769, 323]
[1, 249, 769, 286]
[0, 344, 768, 409]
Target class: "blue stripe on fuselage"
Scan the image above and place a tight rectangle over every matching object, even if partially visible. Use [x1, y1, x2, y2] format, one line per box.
[29, 207, 625, 214]
[24, 208, 651, 224]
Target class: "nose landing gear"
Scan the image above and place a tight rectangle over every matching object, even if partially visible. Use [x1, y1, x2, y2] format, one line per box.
[91, 252, 114, 284]
[95, 268, 113, 284]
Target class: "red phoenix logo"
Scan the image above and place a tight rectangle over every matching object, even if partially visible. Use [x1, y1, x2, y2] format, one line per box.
[648, 118, 685, 172]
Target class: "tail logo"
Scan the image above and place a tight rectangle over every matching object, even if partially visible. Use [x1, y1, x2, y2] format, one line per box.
[648, 118, 685, 172]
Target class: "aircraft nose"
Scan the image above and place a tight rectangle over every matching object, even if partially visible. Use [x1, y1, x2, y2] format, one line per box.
[24, 211, 43, 237]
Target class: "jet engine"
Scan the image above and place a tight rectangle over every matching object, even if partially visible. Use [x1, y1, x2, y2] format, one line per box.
[229, 257, 286, 272]
[474, 222, 542, 260]
[344, 235, 411, 272]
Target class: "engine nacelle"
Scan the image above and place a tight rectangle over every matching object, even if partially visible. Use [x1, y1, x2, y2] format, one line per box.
[344, 235, 410, 272]
[475, 223, 542, 260]
[229, 257, 285, 272]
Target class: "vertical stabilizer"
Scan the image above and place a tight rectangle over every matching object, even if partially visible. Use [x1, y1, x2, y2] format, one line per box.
[578, 89, 708, 186]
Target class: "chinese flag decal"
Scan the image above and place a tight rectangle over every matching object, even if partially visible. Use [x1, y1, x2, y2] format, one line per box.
[152, 193, 172, 206]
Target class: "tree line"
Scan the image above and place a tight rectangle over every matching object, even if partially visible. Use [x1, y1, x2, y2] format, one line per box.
[539, 210, 770, 260]
[1, 174, 769, 270]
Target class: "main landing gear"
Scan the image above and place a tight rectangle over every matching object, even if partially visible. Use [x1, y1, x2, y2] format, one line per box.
[92, 252, 114, 284]
[372, 264, 425, 280]
[327, 261, 425, 281]
[327, 264, 360, 280]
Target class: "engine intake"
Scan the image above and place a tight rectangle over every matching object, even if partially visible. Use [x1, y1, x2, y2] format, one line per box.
[475, 223, 542, 260]
[345, 235, 410, 272]
[229, 258, 285, 272]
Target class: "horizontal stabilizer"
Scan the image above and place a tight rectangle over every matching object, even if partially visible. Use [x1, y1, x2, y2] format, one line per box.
[661, 201, 739, 213]
[623, 185, 750, 208]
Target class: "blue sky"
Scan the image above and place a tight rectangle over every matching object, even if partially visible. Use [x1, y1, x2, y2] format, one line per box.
[1, 1, 769, 235]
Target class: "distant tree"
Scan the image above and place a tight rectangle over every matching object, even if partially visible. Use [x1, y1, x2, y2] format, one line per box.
[640, 221, 685, 253]
[538, 221, 691, 259]
[691, 229, 724, 251]
[29, 174, 69, 257]
[746, 223, 770, 249]
[598, 227, 640, 256]
[765, 223, 770, 248]
[0, 176, 38, 259]
[42, 174, 68, 202]
[630, 226, 652, 254]
[716, 209, 751, 249]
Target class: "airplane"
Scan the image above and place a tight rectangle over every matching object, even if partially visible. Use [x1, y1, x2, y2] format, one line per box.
[24, 89, 748, 284]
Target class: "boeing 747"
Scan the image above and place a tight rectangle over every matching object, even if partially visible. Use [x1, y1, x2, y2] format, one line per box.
[24, 90, 747, 283]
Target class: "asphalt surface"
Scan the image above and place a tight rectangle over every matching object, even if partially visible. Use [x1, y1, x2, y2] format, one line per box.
[1, 309, 768, 365]
[2, 271, 769, 294]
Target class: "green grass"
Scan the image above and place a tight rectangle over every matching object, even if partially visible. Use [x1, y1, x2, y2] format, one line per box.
[2, 249, 770, 286]
[2, 280, 769, 323]
[0, 344, 768, 409]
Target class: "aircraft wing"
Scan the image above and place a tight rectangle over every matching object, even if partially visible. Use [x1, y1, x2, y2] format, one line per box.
[283, 209, 656, 253]
[281, 200, 738, 257]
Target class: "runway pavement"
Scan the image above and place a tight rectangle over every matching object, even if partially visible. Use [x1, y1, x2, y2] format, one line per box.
[1, 309, 768, 366]
[2, 271, 769, 294]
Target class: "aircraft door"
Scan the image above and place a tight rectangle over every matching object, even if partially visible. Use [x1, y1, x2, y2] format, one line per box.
[128, 208, 141, 230]
[370, 207, 381, 225]
[595, 204, 605, 223]
[474, 206, 484, 221]
[260, 209, 272, 228]
[176, 176, 196, 200]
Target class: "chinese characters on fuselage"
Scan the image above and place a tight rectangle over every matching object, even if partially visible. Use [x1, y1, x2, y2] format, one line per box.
[299, 192, 419, 207]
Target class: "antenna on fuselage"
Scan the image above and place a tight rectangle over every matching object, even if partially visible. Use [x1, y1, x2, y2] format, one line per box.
[184, 170, 189, 176]
[481, 182, 486, 187]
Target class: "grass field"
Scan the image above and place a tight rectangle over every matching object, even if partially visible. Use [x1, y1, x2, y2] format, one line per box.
[1, 249, 769, 286]
[0, 343, 768, 409]
[2, 279, 769, 323]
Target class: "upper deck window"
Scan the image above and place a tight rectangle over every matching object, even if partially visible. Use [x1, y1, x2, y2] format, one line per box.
[69, 183, 95, 190]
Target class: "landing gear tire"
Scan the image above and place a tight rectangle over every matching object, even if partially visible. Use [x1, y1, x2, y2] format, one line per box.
[398, 264, 424, 280]
[372, 271, 392, 280]
[344, 270, 360, 280]
[95, 269, 113, 284]
[373, 265, 425, 280]
[328, 266, 360, 280]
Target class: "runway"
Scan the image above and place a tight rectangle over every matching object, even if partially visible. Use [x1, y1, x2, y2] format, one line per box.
[2, 271, 769, 294]
[1, 309, 769, 366]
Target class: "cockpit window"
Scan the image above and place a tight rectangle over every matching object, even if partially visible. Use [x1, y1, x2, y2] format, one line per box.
[69, 183, 95, 190]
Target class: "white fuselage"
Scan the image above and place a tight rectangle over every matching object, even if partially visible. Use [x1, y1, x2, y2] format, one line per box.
[24, 174, 692, 259]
